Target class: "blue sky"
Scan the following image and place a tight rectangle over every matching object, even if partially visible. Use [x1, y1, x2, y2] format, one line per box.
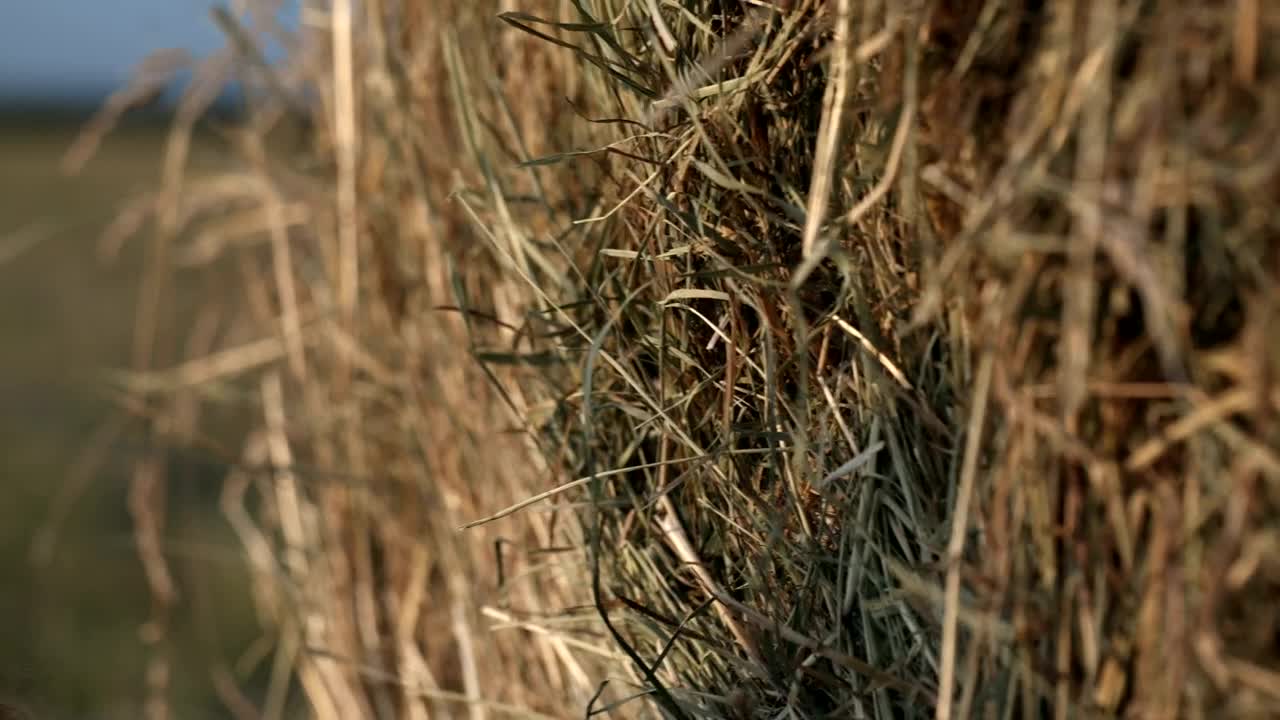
[0, 1, 293, 107]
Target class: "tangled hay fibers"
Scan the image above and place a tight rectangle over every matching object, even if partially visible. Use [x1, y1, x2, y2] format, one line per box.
[98, 0, 1280, 718]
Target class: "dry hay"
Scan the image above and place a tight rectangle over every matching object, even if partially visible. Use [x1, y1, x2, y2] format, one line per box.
[89, 0, 1280, 718]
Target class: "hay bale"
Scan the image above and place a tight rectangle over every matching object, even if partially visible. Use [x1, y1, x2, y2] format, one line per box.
[110, 0, 1280, 717]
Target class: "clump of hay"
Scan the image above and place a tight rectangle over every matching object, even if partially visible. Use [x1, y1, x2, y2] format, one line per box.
[96, 0, 1280, 718]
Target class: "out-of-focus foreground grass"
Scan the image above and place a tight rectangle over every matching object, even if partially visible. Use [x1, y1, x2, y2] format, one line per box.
[0, 115, 262, 720]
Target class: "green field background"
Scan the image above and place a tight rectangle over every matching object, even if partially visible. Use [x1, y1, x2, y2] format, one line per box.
[1, 116, 267, 719]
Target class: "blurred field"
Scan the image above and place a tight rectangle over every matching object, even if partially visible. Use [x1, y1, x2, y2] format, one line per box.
[0, 116, 261, 719]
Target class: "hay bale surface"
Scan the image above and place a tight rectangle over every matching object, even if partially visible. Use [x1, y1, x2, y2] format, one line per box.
[107, 0, 1280, 717]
